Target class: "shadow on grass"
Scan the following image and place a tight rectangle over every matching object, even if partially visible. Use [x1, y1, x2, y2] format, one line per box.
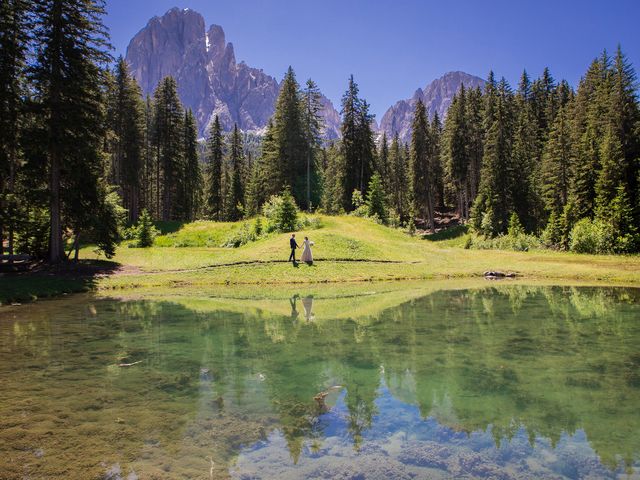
[153, 221, 186, 235]
[0, 260, 121, 305]
[422, 225, 469, 242]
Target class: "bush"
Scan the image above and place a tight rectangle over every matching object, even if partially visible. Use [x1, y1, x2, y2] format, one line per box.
[263, 189, 298, 233]
[569, 218, 610, 254]
[467, 233, 542, 252]
[221, 222, 257, 248]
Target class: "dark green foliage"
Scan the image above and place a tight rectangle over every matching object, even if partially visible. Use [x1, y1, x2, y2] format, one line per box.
[410, 98, 435, 232]
[263, 189, 298, 233]
[178, 109, 202, 222]
[152, 76, 184, 221]
[31, 0, 113, 262]
[224, 124, 245, 221]
[0, 0, 30, 258]
[107, 57, 145, 222]
[132, 209, 157, 248]
[340, 75, 376, 209]
[366, 173, 387, 223]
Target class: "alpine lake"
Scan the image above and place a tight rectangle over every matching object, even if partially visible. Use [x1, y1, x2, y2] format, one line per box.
[1, 280, 639, 479]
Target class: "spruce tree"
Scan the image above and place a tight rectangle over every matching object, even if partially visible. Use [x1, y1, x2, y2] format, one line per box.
[410, 98, 435, 232]
[107, 56, 145, 222]
[301, 78, 324, 209]
[366, 173, 387, 223]
[152, 76, 184, 221]
[205, 115, 224, 220]
[542, 105, 573, 215]
[225, 124, 244, 221]
[32, 0, 114, 262]
[180, 109, 202, 221]
[0, 0, 31, 258]
[264, 67, 307, 205]
[512, 70, 542, 230]
[442, 88, 470, 219]
[475, 78, 515, 235]
[340, 75, 375, 209]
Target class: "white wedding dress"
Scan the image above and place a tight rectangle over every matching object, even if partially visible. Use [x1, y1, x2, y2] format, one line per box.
[301, 239, 314, 263]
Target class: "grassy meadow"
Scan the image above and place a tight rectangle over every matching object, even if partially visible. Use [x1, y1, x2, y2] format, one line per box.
[2, 215, 639, 304]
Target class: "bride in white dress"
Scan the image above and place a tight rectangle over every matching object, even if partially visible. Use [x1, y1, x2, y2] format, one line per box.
[301, 236, 314, 264]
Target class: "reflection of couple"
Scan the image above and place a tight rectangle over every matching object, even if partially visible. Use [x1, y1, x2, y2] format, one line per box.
[289, 234, 314, 264]
[290, 294, 315, 322]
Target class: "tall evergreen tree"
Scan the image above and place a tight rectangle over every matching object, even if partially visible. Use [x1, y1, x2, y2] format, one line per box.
[205, 115, 224, 220]
[473, 78, 515, 235]
[32, 0, 114, 262]
[389, 133, 409, 220]
[179, 109, 202, 221]
[301, 78, 324, 209]
[542, 105, 573, 214]
[410, 99, 435, 232]
[107, 56, 145, 222]
[340, 75, 375, 209]
[0, 0, 31, 257]
[152, 76, 184, 221]
[225, 124, 244, 221]
[263, 67, 307, 205]
[512, 70, 543, 230]
[442, 87, 470, 219]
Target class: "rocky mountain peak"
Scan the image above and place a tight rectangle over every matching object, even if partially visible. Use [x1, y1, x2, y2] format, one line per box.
[380, 71, 486, 143]
[126, 8, 341, 139]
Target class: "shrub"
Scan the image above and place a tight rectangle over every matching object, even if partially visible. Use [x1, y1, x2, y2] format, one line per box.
[129, 210, 159, 248]
[263, 188, 298, 233]
[221, 222, 257, 248]
[569, 218, 610, 254]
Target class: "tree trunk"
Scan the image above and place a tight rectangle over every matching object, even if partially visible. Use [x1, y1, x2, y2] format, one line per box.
[307, 149, 311, 211]
[74, 233, 80, 262]
[426, 188, 436, 234]
[49, 152, 63, 263]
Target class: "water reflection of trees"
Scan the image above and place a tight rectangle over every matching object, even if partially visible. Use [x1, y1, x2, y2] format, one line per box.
[2, 285, 639, 476]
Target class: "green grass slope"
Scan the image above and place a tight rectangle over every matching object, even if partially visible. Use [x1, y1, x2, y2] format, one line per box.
[86, 215, 640, 291]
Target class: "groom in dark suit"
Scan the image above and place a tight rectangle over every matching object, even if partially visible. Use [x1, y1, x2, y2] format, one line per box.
[289, 234, 299, 263]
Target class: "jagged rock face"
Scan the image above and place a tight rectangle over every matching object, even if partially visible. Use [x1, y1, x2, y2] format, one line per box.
[379, 71, 486, 143]
[126, 7, 341, 138]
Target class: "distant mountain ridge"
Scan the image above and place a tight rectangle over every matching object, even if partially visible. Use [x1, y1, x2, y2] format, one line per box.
[126, 8, 485, 142]
[379, 71, 486, 143]
[126, 7, 341, 138]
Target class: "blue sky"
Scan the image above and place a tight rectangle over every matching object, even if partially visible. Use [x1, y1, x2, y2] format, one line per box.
[105, 0, 640, 118]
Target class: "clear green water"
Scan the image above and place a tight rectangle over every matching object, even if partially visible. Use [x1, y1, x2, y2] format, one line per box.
[1, 284, 639, 479]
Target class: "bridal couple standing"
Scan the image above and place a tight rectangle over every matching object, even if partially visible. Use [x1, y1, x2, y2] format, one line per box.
[289, 234, 314, 264]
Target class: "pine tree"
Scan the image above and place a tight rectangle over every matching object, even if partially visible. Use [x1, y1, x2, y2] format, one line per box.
[542, 105, 573, 214]
[320, 142, 345, 214]
[205, 115, 224, 220]
[152, 76, 184, 221]
[595, 125, 625, 214]
[0, 0, 31, 258]
[366, 173, 387, 223]
[340, 75, 375, 209]
[410, 98, 435, 232]
[107, 56, 145, 222]
[442, 87, 470, 219]
[32, 0, 114, 262]
[512, 70, 542, 230]
[389, 133, 409, 220]
[225, 124, 244, 221]
[301, 78, 324, 209]
[263, 67, 307, 205]
[475, 78, 515, 235]
[180, 109, 202, 221]
[376, 132, 390, 191]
